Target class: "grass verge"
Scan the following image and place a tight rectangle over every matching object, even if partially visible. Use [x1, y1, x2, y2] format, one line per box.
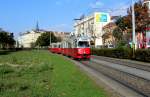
[0, 50, 108, 97]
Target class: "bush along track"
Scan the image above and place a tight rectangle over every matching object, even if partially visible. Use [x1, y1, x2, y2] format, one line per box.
[92, 48, 150, 62]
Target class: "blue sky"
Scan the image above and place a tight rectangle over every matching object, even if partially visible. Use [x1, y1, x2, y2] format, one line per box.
[0, 0, 132, 37]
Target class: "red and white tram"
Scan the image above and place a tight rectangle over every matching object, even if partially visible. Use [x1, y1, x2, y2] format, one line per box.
[49, 35, 91, 60]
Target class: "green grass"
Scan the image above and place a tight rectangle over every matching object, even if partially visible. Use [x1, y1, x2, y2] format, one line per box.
[0, 50, 108, 97]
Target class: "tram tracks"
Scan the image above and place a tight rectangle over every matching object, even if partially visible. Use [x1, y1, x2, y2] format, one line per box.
[92, 55, 150, 72]
[59, 53, 150, 97]
[79, 59, 150, 97]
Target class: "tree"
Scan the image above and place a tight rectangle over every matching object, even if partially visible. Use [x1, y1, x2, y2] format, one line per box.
[125, 0, 150, 32]
[102, 32, 111, 45]
[0, 29, 15, 49]
[112, 16, 130, 43]
[116, 16, 129, 31]
[7, 33, 15, 48]
[112, 0, 149, 48]
[35, 32, 58, 47]
[113, 27, 123, 41]
[0, 31, 7, 48]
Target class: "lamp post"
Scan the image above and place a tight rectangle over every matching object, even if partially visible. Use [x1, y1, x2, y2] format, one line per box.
[50, 32, 51, 47]
[132, 0, 136, 58]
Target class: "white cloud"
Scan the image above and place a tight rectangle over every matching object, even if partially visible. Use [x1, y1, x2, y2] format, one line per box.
[90, 1, 104, 8]
[89, 1, 130, 16]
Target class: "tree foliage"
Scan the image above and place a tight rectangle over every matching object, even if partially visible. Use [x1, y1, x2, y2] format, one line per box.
[115, 16, 129, 31]
[112, 0, 149, 47]
[102, 32, 111, 44]
[113, 27, 123, 41]
[36, 32, 60, 46]
[114, 0, 150, 33]
[125, 0, 150, 32]
[0, 29, 15, 49]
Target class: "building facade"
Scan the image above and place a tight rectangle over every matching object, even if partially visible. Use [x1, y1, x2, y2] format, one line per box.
[143, 0, 150, 48]
[18, 30, 44, 48]
[53, 31, 70, 40]
[74, 12, 110, 47]
[17, 30, 70, 48]
[102, 22, 116, 47]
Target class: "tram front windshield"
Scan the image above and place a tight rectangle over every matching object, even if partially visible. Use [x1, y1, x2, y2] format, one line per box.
[78, 41, 90, 48]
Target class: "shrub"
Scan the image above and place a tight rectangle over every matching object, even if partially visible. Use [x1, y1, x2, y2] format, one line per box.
[0, 50, 10, 55]
[135, 49, 150, 62]
[92, 47, 132, 59]
[92, 48, 150, 62]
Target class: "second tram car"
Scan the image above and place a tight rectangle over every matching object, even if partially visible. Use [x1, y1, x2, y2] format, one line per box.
[49, 43, 62, 54]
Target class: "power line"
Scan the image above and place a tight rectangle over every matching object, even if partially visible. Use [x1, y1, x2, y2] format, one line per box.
[85, 0, 132, 16]
[77, 0, 140, 19]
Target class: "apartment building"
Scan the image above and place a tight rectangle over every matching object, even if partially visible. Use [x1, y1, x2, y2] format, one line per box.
[18, 30, 44, 48]
[144, 0, 150, 48]
[74, 12, 110, 47]
[17, 30, 70, 48]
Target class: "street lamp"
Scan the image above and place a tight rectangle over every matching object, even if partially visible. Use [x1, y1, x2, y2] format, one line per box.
[50, 32, 51, 47]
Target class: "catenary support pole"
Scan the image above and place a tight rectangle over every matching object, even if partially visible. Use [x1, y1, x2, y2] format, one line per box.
[132, 0, 136, 58]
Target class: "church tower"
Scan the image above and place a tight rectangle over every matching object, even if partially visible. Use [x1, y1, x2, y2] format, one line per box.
[36, 21, 40, 32]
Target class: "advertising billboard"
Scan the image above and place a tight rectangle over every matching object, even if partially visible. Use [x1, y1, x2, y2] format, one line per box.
[95, 12, 109, 23]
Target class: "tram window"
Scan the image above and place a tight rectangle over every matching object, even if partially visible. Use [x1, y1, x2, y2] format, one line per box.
[58, 45, 61, 48]
[78, 41, 90, 47]
[68, 43, 72, 48]
[54, 45, 57, 48]
[74, 41, 77, 48]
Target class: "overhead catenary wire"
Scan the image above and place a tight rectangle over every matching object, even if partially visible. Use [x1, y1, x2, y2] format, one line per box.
[82, 0, 133, 17]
